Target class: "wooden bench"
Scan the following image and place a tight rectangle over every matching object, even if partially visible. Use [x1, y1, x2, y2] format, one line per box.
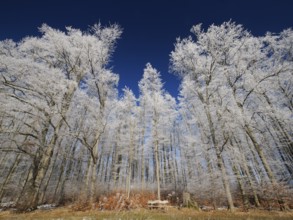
[147, 200, 169, 210]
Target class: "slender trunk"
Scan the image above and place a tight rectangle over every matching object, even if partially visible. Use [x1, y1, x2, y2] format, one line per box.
[0, 152, 8, 177]
[16, 84, 76, 211]
[233, 165, 249, 209]
[265, 123, 292, 177]
[169, 135, 177, 188]
[152, 147, 156, 184]
[110, 142, 118, 186]
[96, 146, 103, 178]
[262, 93, 293, 176]
[263, 93, 293, 159]
[206, 151, 217, 209]
[103, 153, 110, 183]
[245, 125, 289, 210]
[52, 156, 66, 203]
[153, 107, 161, 200]
[161, 154, 165, 186]
[193, 118, 217, 206]
[233, 137, 261, 207]
[85, 156, 92, 193]
[90, 161, 97, 204]
[57, 141, 78, 204]
[244, 164, 261, 207]
[245, 125, 276, 184]
[204, 103, 235, 212]
[115, 155, 122, 186]
[15, 148, 43, 209]
[0, 154, 21, 202]
[16, 163, 32, 204]
[154, 140, 160, 200]
[126, 160, 132, 199]
[140, 105, 146, 191]
[75, 150, 86, 200]
[89, 139, 99, 205]
[126, 127, 135, 198]
[140, 146, 145, 190]
[217, 152, 235, 211]
[39, 148, 59, 203]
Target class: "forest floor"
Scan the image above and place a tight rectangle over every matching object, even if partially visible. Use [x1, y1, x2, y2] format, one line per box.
[0, 207, 293, 220]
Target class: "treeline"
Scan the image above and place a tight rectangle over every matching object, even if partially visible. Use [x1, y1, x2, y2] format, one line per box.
[0, 21, 292, 211]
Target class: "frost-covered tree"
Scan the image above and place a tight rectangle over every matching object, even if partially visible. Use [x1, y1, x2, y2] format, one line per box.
[0, 23, 121, 210]
[171, 21, 293, 211]
[118, 88, 140, 197]
[138, 63, 177, 200]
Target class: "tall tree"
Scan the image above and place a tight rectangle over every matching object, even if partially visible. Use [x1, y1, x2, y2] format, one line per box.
[0, 23, 121, 210]
[171, 21, 293, 210]
[138, 63, 177, 200]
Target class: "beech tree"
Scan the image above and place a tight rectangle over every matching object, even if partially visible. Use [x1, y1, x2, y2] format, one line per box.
[171, 21, 293, 210]
[0, 23, 121, 210]
[138, 63, 177, 199]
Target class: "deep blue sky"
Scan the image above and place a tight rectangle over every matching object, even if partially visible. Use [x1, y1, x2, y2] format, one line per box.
[1, 0, 292, 98]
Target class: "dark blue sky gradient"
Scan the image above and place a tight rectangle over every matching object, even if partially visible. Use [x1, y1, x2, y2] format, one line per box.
[1, 0, 292, 98]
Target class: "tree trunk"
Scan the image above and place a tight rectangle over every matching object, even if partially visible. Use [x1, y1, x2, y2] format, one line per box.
[126, 127, 135, 198]
[90, 161, 97, 205]
[245, 125, 276, 184]
[57, 140, 78, 204]
[183, 192, 199, 210]
[39, 149, 59, 204]
[233, 137, 261, 207]
[17, 142, 56, 210]
[0, 154, 21, 202]
[89, 139, 99, 206]
[16, 164, 32, 204]
[154, 142, 161, 200]
[217, 152, 235, 212]
[52, 156, 66, 203]
[16, 84, 76, 211]
[245, 124, 290, 211]
[204, 104, 235, 212]
[0, 152, 8, 177]
[233, 165, 249, 210]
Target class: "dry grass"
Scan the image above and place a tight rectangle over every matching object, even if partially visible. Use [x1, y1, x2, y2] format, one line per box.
[71, 191, 156, 211]
[0, 207, 293, 220]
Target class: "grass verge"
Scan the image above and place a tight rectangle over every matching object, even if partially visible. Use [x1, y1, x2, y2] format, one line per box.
[0, 207, 292, 220]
